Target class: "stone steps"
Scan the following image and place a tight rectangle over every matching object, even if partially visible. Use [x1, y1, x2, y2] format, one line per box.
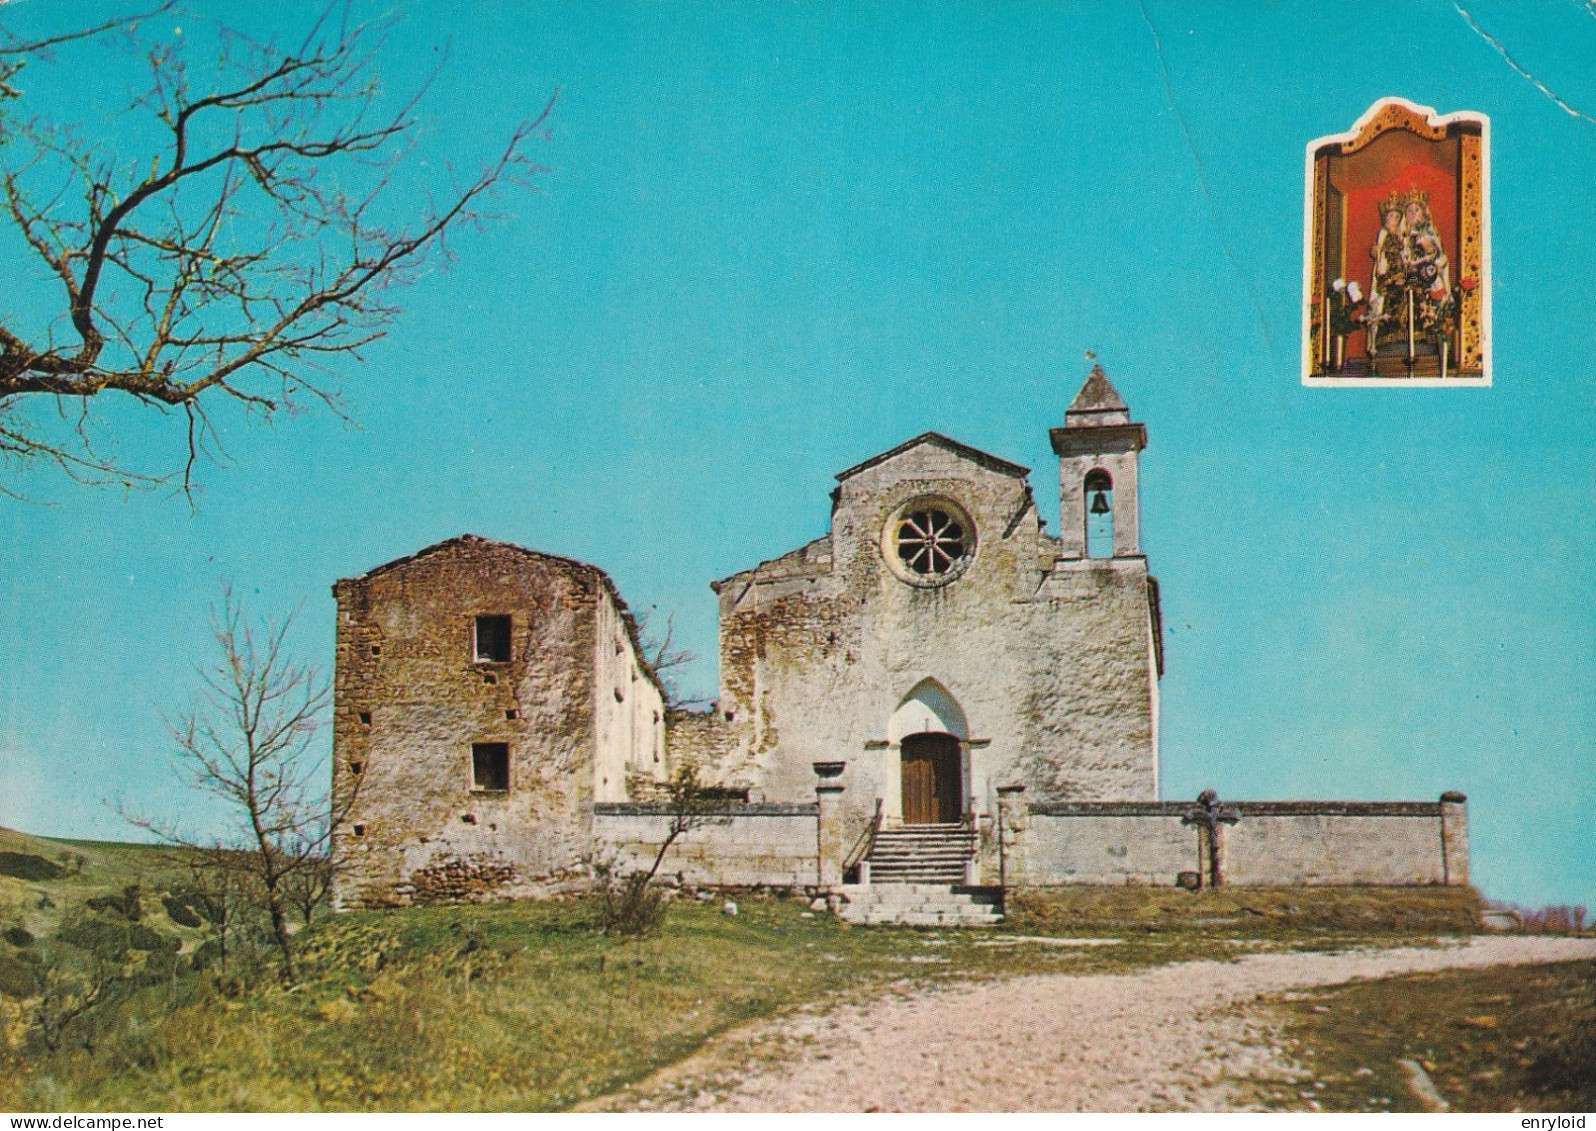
[838, 883, 1003, 927]
[864, 825, 977, 885]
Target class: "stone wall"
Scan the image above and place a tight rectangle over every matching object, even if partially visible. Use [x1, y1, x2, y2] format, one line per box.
[593, 592, 667, 802]
[699, 432, 1161, 841]
[1007, 796, 1468, 888]
[329, 535, 665, 908]
[593, 802, 819, 888]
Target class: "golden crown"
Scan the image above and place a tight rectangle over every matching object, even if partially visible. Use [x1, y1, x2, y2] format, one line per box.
[1377, 186, 1429, 219]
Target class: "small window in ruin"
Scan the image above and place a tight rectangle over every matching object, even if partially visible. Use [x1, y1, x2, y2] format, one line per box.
[472, 742, 510, 792]
[370, 645, 381, 656]
[358, 711, 372, 726]
[474, 615, 513, 663]
[483, 672, 497, 685]
[505, 709, 519, 720]
[350, 761, 364, 776]
[352, 824, 366, 837]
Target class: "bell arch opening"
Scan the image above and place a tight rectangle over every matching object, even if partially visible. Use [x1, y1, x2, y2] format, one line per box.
[1085, 468, 1114, 559]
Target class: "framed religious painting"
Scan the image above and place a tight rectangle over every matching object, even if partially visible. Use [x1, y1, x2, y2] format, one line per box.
[1302, 98, 1491, 386]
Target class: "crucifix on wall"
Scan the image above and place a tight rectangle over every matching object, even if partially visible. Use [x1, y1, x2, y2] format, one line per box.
[1182, 789, 1241, 889]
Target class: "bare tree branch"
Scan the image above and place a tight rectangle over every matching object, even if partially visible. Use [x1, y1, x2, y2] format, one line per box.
[121, 584, 353, 983]
[0, 4, 551, 492]
[635, 606, 708, 709]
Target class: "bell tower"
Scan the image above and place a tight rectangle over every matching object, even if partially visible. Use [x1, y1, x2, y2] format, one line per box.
[1050, 364, 1147, 560]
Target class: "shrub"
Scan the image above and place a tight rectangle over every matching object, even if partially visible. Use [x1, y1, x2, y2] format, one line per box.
[57, 916, 177, 959]
[162, 894, 204, 929]
[0, 852, 65, 881]
[4, 925, 35, 947]
[127, 923, 178, 953]
[593, 868, 668, 936]
[0, 953, 40, 998]
[85, 885, 143, 921]
[1485, 901, 1590, 935]
[1522, 905, 1588, 935]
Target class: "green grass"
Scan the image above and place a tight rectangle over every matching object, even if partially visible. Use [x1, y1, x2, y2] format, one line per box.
[1258, 959, 1596, 1112]
[2, 893, 1275, 1112]
[0, 826, 195, 940]
[0, 826, 1503, 1113]
[1007, 884, 1484, 938]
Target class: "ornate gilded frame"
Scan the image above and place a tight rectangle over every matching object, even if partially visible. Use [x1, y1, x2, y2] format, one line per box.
[1302, 98, 1491, 386]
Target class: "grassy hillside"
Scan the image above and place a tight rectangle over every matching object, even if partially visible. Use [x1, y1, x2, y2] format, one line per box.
[0, 825, 1494, 1112]
[0, 826, 196, 941]
[1266, 959, 1596, 1112]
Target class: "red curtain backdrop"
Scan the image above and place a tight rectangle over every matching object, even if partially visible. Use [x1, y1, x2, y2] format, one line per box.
[1328, 132, 1459, 358]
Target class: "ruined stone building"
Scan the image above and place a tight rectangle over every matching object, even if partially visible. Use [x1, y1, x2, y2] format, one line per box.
[330, 368, 1468, 914]
[329, 539, 667, 904]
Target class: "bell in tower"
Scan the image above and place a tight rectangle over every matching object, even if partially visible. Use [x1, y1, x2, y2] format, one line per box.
[1049, 364, 1147, 561]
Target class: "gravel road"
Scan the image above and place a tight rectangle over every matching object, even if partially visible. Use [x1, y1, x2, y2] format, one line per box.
[609, 935, 1596, 1112]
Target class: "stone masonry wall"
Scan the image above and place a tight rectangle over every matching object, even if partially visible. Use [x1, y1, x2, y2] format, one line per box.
[699, 435, 1160, 850]
[592, 803, 819, 888]
[1013, 798, 1465, 887]
[330, 536, 664, 908]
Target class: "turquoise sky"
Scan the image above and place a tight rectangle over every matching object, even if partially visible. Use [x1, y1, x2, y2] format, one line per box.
[2, 1, 1593, 909]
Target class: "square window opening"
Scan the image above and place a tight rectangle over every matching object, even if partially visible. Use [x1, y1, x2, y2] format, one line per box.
[472, 742, 510, 792]
[474, 615, 513, 663]
[358, 711, 372, 726]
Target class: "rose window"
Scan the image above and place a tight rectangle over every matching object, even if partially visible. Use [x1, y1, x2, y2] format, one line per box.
[895, 508, 968, 576]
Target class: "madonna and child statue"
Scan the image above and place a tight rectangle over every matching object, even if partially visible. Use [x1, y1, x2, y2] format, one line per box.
[1303, 99, 1490, 385]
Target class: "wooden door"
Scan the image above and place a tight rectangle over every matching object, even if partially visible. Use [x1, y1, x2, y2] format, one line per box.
[900, 733, 962, 824]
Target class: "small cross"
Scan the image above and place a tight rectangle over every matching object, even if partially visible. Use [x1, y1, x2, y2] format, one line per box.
[1182, 789, 1241, 888]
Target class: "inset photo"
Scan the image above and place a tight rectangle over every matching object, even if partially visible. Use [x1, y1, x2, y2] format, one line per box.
[1303, 98, 1490, 385]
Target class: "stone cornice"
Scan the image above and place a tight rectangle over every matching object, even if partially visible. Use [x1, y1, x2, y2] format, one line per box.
[593, 801, 818, 817]
[1049, 422, 1147, 457]
[1028, 800, 1444, 818]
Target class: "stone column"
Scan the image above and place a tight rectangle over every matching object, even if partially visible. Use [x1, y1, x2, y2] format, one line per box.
[1440, 791, 1469, 886]
[996, 784, 1027, 889]
[814, 762, 846, 888]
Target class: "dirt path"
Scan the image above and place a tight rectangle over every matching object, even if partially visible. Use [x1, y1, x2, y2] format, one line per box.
[600, 936, 1596, 1112]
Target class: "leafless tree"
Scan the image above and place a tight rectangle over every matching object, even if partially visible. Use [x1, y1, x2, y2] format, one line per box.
[175, 850, 260, 981]
[124, 585, 347, 982]
[635, 606, 708, 709]
[594, 764, 722, 935]
[279, 851, 333, 927]
[0, 3, 549, 492]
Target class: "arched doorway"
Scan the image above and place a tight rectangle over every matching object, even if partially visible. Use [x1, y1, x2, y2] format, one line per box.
[899, 732, 962, 824]
[888, 679, 968, 825]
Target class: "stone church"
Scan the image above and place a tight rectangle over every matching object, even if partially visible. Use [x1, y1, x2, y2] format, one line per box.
[329, 368, 1467, 913]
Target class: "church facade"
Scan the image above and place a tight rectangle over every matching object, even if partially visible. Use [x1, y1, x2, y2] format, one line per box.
[668, 364, 1162, 838]
[329, 369, 1468, 911]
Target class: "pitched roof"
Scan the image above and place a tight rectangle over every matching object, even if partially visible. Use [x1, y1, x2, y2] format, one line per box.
[346, 533, 596, 583]
[334, 534, 665, 696]
[834, 431, 1030, 483]
[1067, 364, 1128, 414]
